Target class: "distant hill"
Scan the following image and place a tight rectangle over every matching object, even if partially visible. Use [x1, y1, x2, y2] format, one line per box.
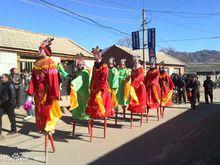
[159, 48, 220, 64]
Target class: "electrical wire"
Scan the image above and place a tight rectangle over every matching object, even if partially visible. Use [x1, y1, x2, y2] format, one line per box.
[67, 0, 138, 12]
[36, 0, 131, 36]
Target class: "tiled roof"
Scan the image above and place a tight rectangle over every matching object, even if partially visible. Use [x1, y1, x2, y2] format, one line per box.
[103, 45, 185, 66]
[0, 26, 93, 57]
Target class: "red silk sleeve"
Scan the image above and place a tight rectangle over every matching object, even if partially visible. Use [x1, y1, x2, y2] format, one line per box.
[27, 73, 34, 96]
[131, 68, 144, 89]
[98, 65, 108, 90]
[48, 68, 60, 99]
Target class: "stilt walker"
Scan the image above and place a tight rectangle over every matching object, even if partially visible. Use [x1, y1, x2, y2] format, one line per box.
[145, 64, 161, 122]
[107, 57, 119, 125]
[86, 46, 114, 141]
[27, 38, 62, 163]
[118, 59, 131, 120]
[69, 53, 91, 140]
[159, 65, 175, 118]
[127, 56, 146, 128]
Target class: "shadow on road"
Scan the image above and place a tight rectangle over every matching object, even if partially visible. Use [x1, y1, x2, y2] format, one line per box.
[90, 103, 220, 165]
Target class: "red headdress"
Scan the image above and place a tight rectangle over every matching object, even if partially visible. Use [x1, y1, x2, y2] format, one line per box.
[39, 38, 54, 57]
[92, 46, 102, 56]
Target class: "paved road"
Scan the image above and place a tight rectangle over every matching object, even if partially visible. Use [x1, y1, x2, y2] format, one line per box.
[0, 89, 219, 165]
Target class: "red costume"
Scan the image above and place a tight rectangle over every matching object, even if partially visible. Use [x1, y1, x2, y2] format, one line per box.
[128, 67, 146, 113]
[145, 68, 161, 109]
[159, 70, 175, 107]
[28, 38, 61, 132]
[86, 61, 114, 119]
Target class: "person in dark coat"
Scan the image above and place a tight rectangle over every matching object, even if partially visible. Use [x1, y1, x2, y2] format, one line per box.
[203, 76, 214, 104]
[0, 74, 17, 135]
[176, 75, 186, 104]
[187, 75, 199, 109]
[10, 68, 21, 109]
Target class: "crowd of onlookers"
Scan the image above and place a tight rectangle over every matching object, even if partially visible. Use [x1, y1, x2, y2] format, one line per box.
[0, 68, 34, 137]
[171, 73, 215, 109]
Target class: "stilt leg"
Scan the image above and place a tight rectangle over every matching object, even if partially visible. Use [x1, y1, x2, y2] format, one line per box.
[162, 107, 165, 118]
[45, 133, 48, 163]
[72, 121, 76, 137]
[123, 106, 126, 120]
[146, 108, 149, 123]
[115, 109, 118, 125]
[89, 119, 93, 142]
[48, 133, 56, 153]
[157, 108, 160, 121]
[140, 113, 143, 127]
[104, 118, 107, 139]
[130, 112, 133, 129]
[88, 120, 91, 135]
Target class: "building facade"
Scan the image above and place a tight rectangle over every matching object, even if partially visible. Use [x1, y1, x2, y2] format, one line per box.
[102, 45, 186, 75]
[0, 26, 94, 75]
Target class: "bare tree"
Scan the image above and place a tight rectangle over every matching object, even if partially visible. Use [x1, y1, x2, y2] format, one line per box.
[116, 37, 132, 48]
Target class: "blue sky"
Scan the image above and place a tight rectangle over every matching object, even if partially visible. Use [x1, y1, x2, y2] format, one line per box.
[1, 0, 220, 52]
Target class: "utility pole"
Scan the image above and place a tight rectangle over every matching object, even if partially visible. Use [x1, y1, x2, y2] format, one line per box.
[142, 9, 146, 69]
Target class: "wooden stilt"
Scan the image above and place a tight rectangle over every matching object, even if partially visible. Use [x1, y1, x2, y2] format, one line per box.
[89, 119, 93, 142]
[115, 109, 118, 125]
[45, 133, 48, 163]
[48, 133, 56, 153]
[140, 113, 143, 127]
[123, 106, 126, 120]
[72, 121, 76, 137]
[104, 118, 107, 139]
[146, 108, 149, 123]
[130, 112, 133, 128]
[157, 108, 160, 121]
[87, 120, 91, 135]
[162, 107, 165, 118]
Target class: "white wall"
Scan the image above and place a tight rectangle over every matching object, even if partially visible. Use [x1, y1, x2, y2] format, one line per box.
[84, 59, 94, 69]
[0, 51, 17, 75]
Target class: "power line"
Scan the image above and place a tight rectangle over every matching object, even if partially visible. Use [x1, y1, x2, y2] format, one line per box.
[169, 0, 193, 11]
[151, 14, 217, 35]
[147, 9, 220, 16]
[101, 0, 139, 10]
[157, 36, 220, 42]
[67, 0, 138, 11]
[36, 0, 131, 36]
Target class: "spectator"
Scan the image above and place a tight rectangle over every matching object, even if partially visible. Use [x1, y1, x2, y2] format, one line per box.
[187, 75, 199, 110]
[0, 74, 17, 136]
[23, 73, 35, 120]
[203, 76, 214, 104]
[171, 73, 178, 103]
[10, 68, 21, 109]
[195, 76, 201, 104]
[176, 75, 186, 104]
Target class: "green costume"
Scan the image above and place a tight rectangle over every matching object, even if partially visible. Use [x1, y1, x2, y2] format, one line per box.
[71, 69, 90, 120]
[108, 67, 119, 109]
[118, 68, 130, 106]
[57, 63, 69, 78]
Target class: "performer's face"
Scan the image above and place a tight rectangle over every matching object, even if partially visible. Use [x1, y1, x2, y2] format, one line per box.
[120, 64, 125, 68]
[108, 63, 114, 68]
[94, 54, 101, 62]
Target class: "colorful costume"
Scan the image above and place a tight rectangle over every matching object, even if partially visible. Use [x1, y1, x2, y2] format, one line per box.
[108, 58, 119, 110]
[118, 67, 130, 106]
[128, 66, 146, 113]
[57, 63, 69, 78]
[27, 38, 62, 132]
[70, 67, 90, 120]
[159, 70, 174, 107]
[86, 48, 114, 119]
[145, 68, 161, 109]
